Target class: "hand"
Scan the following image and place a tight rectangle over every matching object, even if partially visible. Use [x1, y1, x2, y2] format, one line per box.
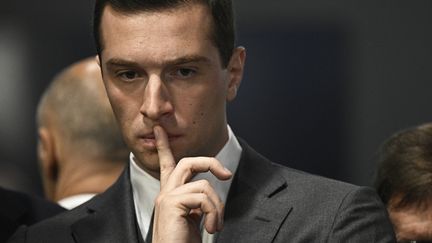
[151, 125, 232, 243]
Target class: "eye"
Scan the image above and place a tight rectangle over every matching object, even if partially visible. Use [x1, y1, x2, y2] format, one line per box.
[174, 68, 196, 79]
[118, 70, 140, 82]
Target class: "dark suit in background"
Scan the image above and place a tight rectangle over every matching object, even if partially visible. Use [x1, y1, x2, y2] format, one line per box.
[8, 141, 395, 242]
[0, 187, 65, 242]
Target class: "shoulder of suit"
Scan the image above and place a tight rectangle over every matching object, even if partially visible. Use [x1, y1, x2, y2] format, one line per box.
[28, 203, 88, 231]
[239, 139, 366, 199]
[20, 172, 126, 238]
[268, 161, 375, 202]
[0, 187, 65, 223]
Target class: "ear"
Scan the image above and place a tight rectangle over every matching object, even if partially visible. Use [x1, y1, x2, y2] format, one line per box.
[37, 127, 58, 200]
[226, 47, 246, 102]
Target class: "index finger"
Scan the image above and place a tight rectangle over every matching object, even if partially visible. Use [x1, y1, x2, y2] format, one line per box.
[154, 125, 176, 187]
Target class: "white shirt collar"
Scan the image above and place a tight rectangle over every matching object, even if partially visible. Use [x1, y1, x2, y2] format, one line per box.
[130, 125, 242, 241]
[57, 193, 97, 210]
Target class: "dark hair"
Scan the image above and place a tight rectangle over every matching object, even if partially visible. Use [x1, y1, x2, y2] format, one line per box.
[374, 123, 432, 209]
[93, 0, 235, 67]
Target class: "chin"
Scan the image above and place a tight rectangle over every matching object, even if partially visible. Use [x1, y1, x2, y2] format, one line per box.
[134, 150, 157, 164]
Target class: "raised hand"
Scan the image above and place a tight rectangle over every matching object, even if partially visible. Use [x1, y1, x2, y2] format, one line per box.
[152, 125, 232, 243]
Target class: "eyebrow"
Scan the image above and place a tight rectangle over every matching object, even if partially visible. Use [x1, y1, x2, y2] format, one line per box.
[105, 55, 212, 69]
[165, 55, 212, 66]
[105, 59, 140, 69]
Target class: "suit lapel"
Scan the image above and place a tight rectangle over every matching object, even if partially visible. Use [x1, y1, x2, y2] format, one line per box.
[70, 167, 143, 243]
[217, 139, 293, 243]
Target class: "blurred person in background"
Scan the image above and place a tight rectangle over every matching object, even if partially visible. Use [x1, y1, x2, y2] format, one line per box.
[36, 57, 129, 209]
[0, 186, 65, 242]
[375, 123, 432, 242]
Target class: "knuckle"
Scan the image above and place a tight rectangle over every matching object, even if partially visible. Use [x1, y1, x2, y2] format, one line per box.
[195, 179, 212, 192]
[155, 194, 168, 206]
[201, 180, 212, 191]
[210, 157, 219, 164]
[198, 179, 211, 188]
[202, 179, 211, 187]
[155, 195, 164, 205]
[177, 158, 189, 168]
[209, 158, 222, 169]
[198, 193, 208, 202]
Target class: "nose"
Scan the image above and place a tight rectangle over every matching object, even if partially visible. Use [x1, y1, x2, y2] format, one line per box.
[140, 75, 174, 121]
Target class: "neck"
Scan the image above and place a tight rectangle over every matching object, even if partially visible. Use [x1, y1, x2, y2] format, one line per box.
[53, 159, 124, 202]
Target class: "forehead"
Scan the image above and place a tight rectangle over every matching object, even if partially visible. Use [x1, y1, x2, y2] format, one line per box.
[99, 3, 214, 62]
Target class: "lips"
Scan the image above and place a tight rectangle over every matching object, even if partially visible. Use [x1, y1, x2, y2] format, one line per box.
[140, 133, 156, 140]
[137, 131, 182, 148]
[138, 132, 181, 140]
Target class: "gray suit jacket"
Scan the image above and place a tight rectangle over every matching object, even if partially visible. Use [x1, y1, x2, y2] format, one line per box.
[9, 140, 395, 242]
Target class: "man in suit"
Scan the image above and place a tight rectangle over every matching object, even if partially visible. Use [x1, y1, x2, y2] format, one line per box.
[375, 123, 432, 242]
[36, 57, 129, 209]
[0, 187, 65, 242]
[9, 0, 395, 242]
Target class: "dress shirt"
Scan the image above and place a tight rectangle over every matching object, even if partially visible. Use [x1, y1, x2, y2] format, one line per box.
[57, 193, 96, 210]
[130, 125, 242, 243]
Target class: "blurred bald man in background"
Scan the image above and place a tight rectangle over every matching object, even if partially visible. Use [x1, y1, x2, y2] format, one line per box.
[36, 57, 129, 209]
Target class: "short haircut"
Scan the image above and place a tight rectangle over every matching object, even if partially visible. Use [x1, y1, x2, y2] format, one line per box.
[36, 58, 128, 162]
[374, 123, 432, 209]
[93, 0, 235, 67]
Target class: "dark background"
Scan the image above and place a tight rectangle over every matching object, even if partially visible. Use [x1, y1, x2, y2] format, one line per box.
[0, 0, 431, 196]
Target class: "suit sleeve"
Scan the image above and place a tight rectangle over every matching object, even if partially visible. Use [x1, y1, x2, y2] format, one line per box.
[327, 187, 396, 242]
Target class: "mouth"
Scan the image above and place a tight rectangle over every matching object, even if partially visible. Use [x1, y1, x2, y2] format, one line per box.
[137, 132, 182, 148]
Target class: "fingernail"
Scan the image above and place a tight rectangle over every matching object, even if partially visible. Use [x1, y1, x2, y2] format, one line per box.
[153, 126, 159, 138]
[224, 167, 232, 174]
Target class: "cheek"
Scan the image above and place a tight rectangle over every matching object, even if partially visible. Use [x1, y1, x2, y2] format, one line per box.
[186, 95, 224, 130]
[199, 84, 226, 110]
[190, 110, 205, 126]
[106, 87, 139, 128]
[107, 94, 126, 120]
